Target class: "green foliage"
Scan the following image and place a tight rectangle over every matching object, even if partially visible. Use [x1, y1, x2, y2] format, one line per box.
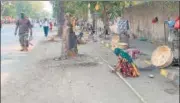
[50, 0, 59, 18]
[1, 1, 50, 19]
[2, 3, 16, 18]
[51, 1, 139, 22]
[64, 1, 89, 19]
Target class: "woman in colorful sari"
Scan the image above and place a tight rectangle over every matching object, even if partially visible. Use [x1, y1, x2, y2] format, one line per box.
[112, 48, 140, 77]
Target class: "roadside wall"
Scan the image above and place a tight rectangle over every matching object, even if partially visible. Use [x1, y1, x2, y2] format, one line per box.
[123, 1, 179, 43]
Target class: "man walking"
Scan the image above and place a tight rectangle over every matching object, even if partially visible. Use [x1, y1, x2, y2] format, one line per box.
[14, 13, 33, 51]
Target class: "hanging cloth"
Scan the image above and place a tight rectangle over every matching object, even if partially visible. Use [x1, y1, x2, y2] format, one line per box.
[174, 19, 180, 29]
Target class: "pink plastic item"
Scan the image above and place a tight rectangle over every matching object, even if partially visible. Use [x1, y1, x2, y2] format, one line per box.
[126, 48, 140, 59]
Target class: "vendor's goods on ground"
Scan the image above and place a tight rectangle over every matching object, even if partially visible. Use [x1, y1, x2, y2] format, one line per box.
[101, 41, 105, 44]
[139, 37, 148, 41]
[117, 43, 128, 49]
[111, 35, 120, 50]
[151, 46, 173, 68]
[126, 48, 140, 59]
[105, 43, 111, 48]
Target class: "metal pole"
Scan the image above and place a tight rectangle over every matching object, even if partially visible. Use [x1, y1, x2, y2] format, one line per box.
[163, 2, 167, 45]
[164, 22, 167, 45]
[96, 13, 97, 36]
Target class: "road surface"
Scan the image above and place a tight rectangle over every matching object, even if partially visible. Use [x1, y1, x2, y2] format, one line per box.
[1, 23, 43, 72]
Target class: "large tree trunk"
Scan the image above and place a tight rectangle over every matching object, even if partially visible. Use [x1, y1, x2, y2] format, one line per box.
[57, 1, 65, 37]
[102, 4, 110, 38]
[92, 11, 95, 30]
[56, 1, 67, 59]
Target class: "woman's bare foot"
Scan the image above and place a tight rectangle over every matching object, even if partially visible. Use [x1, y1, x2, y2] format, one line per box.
[111, 69, 116, 73]
[20, 47, 24, 51]
[24, 48, 28, 52]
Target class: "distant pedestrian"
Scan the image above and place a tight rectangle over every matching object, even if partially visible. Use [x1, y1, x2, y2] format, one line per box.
[165, 17, 176, 43]
[54, 21, 57, 26]
[14, 13, 33, 51]
[42, 18, 49, 39]
[39, 21, 42, 27]
[49, 21, 53, 31]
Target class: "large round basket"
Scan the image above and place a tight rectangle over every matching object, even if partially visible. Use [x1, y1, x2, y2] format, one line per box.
[111, 44, 118, 51]
[151, 46, 173, 68]
[162, 51, 174, 68]
[117, 43, 128, 49]
[111, 35, 120, 45]
[111, 35, 120, 51]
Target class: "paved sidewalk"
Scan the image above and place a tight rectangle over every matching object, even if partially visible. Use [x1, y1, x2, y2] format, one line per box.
[108, 24, 179, 85]
[1, 39, 142, 103]
[99, 38, 179, 103]
[1, 29, 179, 103]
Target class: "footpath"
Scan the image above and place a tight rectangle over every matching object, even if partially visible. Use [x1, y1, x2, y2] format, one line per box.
[1, 37, 143, 103]
[108, 25, 179, 87]
[96, 37, 179, 102]
[100, 37, 179, 85]
[1, 29, 179, 103]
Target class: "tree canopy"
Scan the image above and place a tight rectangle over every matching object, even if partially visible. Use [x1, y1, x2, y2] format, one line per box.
[51, 1, 140, 21]
[1, 1, 51, 19]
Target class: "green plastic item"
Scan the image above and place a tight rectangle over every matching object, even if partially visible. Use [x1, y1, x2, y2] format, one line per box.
[139, 37, 148, 41]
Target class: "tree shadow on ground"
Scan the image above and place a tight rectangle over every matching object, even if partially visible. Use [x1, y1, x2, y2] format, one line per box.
[39, 54, 100, 69]
[138, 65, 157, 72]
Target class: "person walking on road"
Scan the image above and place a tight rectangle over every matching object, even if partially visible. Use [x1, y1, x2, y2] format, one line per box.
[49, 21, 53, 32]
[43, 18, 49, 39]
[14, 13, 33, 52]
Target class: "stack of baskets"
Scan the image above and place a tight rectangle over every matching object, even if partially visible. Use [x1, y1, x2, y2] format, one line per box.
[111, 35, 128, 51]
[111, 35, 120, 51]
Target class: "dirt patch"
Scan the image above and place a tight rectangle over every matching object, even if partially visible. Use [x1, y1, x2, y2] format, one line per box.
[164, 88, 179, 95]
[39, 54, 99, 68]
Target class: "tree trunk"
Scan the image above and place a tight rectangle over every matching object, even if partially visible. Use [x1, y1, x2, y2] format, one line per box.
[56, 1, 67, 59]
[102, 4, 110, 38]
[1, 1, 7, 15]
[57, 1, 65, 37]
[92, 11, 95, 30]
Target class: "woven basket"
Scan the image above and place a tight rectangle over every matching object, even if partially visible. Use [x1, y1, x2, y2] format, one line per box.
[117, 43, 128, 49]
[162, 52, 173, 68]
[111, 35, 120, 51]
[151, 46, 173, 68]
[111, 35, 120, 45]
